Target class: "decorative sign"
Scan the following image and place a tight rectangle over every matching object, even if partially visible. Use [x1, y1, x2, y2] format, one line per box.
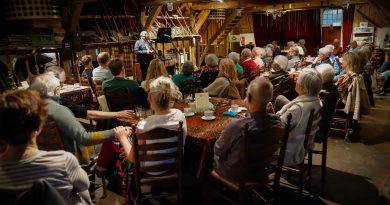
[360, 22, 368, 28]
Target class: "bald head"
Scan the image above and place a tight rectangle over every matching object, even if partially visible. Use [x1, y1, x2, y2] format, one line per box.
[247, 77, 273, 108]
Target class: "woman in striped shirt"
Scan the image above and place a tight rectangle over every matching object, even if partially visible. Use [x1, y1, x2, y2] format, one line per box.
[0, 89, 92, 205]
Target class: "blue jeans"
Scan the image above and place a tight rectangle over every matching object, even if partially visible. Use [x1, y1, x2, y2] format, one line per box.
[379, 61, 390, 91]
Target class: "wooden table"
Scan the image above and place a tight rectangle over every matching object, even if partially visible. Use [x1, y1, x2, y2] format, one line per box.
[117, 97, 246, 180]
[60, 84, 93, 105]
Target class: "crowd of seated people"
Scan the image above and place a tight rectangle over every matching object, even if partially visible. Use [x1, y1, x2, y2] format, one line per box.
[1, 36, 385, 204]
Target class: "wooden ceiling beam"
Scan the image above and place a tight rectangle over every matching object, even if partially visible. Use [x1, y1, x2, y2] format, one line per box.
[68, 4, 84, 33]
[193, 10, 211, 34]
[143, 5, 163, 32]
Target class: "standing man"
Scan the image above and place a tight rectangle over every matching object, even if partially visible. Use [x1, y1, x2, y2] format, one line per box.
[135, 31, 155, 80]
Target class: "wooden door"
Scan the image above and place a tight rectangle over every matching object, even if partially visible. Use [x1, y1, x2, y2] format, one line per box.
[322, 26, 342, 46]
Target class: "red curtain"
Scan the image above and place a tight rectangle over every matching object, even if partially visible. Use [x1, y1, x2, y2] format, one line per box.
[252, 9, 321, 56]
[342, 5, 355, 52]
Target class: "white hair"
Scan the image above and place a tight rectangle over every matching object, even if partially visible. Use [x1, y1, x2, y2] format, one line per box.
[140, 31, 148, 37]
[265, 47, 273, 57]
[289, 46, 299, 56]
[247, 77, 273, 105]
[241, 48, 252, 58]
[30, 73, 60, 97]
[297, 68, 322, 96]
[149, 77, 182, 109]
[205, 53, 219, 67]
[316, 64, 334, 83]
[228, 52, 240, 64]
[273, 55, 288, 71]
[252, 47, 266, 58]
[324, 44, 335, 53]
[319, 47, 330, 56]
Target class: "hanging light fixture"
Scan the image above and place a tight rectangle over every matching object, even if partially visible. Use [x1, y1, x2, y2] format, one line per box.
[167, 2, 173, 12]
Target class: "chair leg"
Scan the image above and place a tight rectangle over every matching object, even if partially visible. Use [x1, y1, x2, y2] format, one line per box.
[101, 176, 107, 198]
[307, 151, 313, 191]
[298, 163, 305, 194]
[321, 138, 328, 183]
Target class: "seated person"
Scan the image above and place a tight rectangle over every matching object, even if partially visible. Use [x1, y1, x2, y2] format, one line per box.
[204, 58, 240, 99]
[240, 48, 259, 80]
[376, 61, 390, 96]
[0, 89, 93, 205]
[287, 46, 301, 70]
[274, 69, 322, 166]
[46, 66, 66, 87]
[269, 55, 289, 85]
[200, 54, 219, 88]
[252, 47, 265, 73]
[98, 77, 187, 198]
[103, 59, 148, 108]
[310, 47, 332, 68]
[172, 60, 196, 92]
[30, 73, 121, 164]
[141, 58, 169, 92]
[92, 52, 114, 81]
[228, 52, 244, 79]
[214, 77, 282, 180]
[316, 64, 338, 93]
[81, 55, 94, 78]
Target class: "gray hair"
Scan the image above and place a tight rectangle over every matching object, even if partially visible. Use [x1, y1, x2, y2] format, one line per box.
[273, 55, 288, 71]
[316, 64, 334, 83]
[297, 68, 322, 96]
[30, 73, 60, 97]
[289, 46, 299, 56]
[247, 77, 273, 105]
[252, 47, 266, 58]
[318, 47, 330, 56]
[324, 44, 335, 53]
[241, 48, 252, 58]
[205, 54, 218, 67]
[149, 77, 182, 110]
[46, 66, 64, 80]
[287, 41, 295, 47]
[298, 39, 306, 46]
[182, 61, 194, 75]
[265, 47, 273, 57]
[228, 52, 240, 64]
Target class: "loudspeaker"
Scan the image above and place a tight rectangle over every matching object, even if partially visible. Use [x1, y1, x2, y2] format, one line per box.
[157, 28, 172, 43]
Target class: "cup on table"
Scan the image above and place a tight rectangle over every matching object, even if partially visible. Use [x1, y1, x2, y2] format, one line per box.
[188, 102, 196, 113]
[184, 107, 192, 114]
[230, 104, 239, 112]
[204, 110, 214, 118]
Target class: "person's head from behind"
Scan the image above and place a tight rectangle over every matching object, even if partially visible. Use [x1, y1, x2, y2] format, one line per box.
[316, 64, 334, 84]
[286, 41, 295, 49]
[205, 54, 218, 68]
[356, 49, 370, 69]
[324, 44, 335, 55]
[148, 77, 182, 113]
[245, 77, 273, 112]
[333, 38, 340, 47]
[241, 48, 252, 60]
[272, 41, 278, 47]
[318, 47, 330, 59]
[81, 55, 93, 69]
[341, 52, 360, 73]
[265, 47, 273, 57]
[0, 89, 48, 146]
[288, 46, 299, 57]
[146, 58, 168, 80]
[350, 40, 358, 49]
[295, 68, 322, 97]
[228, 52, 240, 64]
[108, 59, 124, 76]
[97, 52, 110, 67]
[182, 61, 194, 76]
[298, 39, 306, 46]
[218, 58, 238, 81]
[272, 55, 288, 72]
[45, 66, 65, 86]
[30, 73, 61, 98]
[252, 47, 265, 58]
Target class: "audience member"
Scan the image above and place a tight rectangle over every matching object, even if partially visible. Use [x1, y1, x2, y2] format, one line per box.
[272, 40, 281, 57]
[141, 58, 169, 92]
[287, 46, 301, 70]
[92, 52, 113, 81]
[240, 48, 259, 80]
[252, 47, 265, 72]
[311, 47, 332, 68]
[376, 61, 390, 96]
[46, 66, 66, 87]
[316, 64, 338, 93]
[269, 55, 289, 85]
[228, 52, 244, 78]
[200, 54, 219, 88]
[172, 60, 196, 91]
[333, 38, 343, 56]
[349, 40, 358, 52]
[81, 55, 94, 78]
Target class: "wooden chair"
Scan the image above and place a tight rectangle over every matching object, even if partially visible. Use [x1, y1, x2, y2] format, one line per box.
[80, 76, 91, 87]
[283, 109, 321, 194]
[209, 114, 292, 205]
[37, 126, 107, 199]
[93, 80, 104, 97]
[313, 90, 340, 183]
[131, 121, 184, 205]
[177, 79, 196, 98]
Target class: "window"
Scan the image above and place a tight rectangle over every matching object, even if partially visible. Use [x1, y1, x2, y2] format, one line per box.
[322, 9, 343, 26]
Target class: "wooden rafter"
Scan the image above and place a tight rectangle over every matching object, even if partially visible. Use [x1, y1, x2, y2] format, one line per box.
[193, 10, 211, 34]
[68, 4, 84, 33]
[143, 5, 163, 32]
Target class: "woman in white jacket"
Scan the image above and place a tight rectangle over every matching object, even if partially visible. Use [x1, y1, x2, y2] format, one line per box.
[275, 68, 322, 166]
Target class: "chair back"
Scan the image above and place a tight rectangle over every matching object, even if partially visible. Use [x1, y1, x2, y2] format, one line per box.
[93, 80, 104, 97]
[132, 121, 184, 204]
[80, 76, 90, 86]
[36, 126, 65, 151]
[239, 114, 292, 195]
[271, 82, 283, 103]
[177, 79, 195, 97]
[316, 90, 339, 143]
[303, 109, 321, 152]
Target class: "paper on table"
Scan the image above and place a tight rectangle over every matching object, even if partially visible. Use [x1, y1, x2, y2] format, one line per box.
[195, 92, 209, 112]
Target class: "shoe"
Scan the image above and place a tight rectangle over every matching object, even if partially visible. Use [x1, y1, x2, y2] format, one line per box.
[379, 91, 387, 96]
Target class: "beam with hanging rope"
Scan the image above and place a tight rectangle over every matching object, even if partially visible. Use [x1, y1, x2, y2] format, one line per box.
[144, 5, 163, 32]
[193, 10, 211, 34]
